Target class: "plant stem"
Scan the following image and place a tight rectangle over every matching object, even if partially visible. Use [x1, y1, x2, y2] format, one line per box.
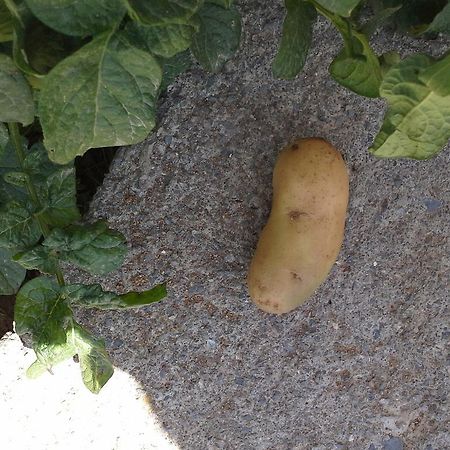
[7, 122, 65, 286]
[7, 122, 25, 163]
[312, 1, 354, 55]
[7, 123, 43, 208]
[345, 19, 355, 55]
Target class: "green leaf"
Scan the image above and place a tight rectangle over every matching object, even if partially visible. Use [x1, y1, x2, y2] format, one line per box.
[14, 277, 72, 344]
[0, 53, 34, 125]
[124, 20, 197, 58]
[190, 3, 241, 73]
[16, 144, 80, 225]
[379, 0, 447, 34]
[0, 137, 27, 204]
[0, 183, 25, 210]
[4, 1, 82, 78]
[208, 0, 233, 7]
[418, 52, 450, 96]
[126, 0, 203, 25]
[0, 0, 13, 42]
[0, 141, 78, 220]
[313, 0, 362, 17]
[24, 20, 84, 75]
[159, 50, 192, 91]
[32, 335, 76, 372]
[330, 48, 382, 97]
[78, 345, 113, 394]
[39, 30, 162, 164]
[272, 0, 316, 79]
[69, 323, 113, 394]
[370, 54, 450, 159]
[120, 283, 167, 307]
[0, 246, 26, 294]
[42, 167, 80, 227]
[24, 0, 126, 36]
[427, 2, 450, 35]
[0, 122, 8, 150]
[63, 283, 118, 308]
[64, 282, 166, 309]
[3, 0, 43, 79]
[325, 14, 382, 97]
[29, 321, 113, 393]
[13, 245, 58, 274]
[360, 5, 402, 36]
[3, 170, 28, 186]
[26, 358, 48, 378]
[23, 142, 58, 179]
[2, 141, 79, 227]
[0, 201, 41, 249]
[379, 51, 401, 77]
[0, 135, 21, 173]
[44, 221, 126, 275]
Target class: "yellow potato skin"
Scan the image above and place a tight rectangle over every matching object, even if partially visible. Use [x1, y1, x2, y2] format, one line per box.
[247, 138, 349, 314]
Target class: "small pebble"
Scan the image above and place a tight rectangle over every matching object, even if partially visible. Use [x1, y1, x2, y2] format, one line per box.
[382, 437, 404, 450]
[111, 338, 124, 350]
[423, 198, 443, 212]
[220, 148, 233, 158]
[188, 283, 203, 294]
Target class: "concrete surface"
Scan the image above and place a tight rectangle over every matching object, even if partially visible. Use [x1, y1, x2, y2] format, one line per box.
[0, 332, 178, 449]
[2, 1, 449, 449]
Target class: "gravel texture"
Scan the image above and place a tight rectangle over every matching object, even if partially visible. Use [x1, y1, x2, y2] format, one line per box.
[3, 1, 450, 449]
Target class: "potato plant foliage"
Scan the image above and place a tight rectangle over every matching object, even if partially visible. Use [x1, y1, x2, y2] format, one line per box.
[0, 0, 241, 393]
[274, 0, 450, 159]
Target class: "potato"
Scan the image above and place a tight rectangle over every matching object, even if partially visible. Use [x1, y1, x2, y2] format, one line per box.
[247, 138, 349, 314]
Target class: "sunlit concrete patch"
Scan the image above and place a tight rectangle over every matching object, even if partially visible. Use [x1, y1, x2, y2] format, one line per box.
[0, 332, 178, 450]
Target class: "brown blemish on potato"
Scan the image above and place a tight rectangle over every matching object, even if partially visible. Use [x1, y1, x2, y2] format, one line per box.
[291, 271, 302, 281]
[288, 210, 306, 220]
[258, 298, 279, 309]
[291, 143, 299, 151]
[256, 297, 270, 306]
[256, 281, 267, 293]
